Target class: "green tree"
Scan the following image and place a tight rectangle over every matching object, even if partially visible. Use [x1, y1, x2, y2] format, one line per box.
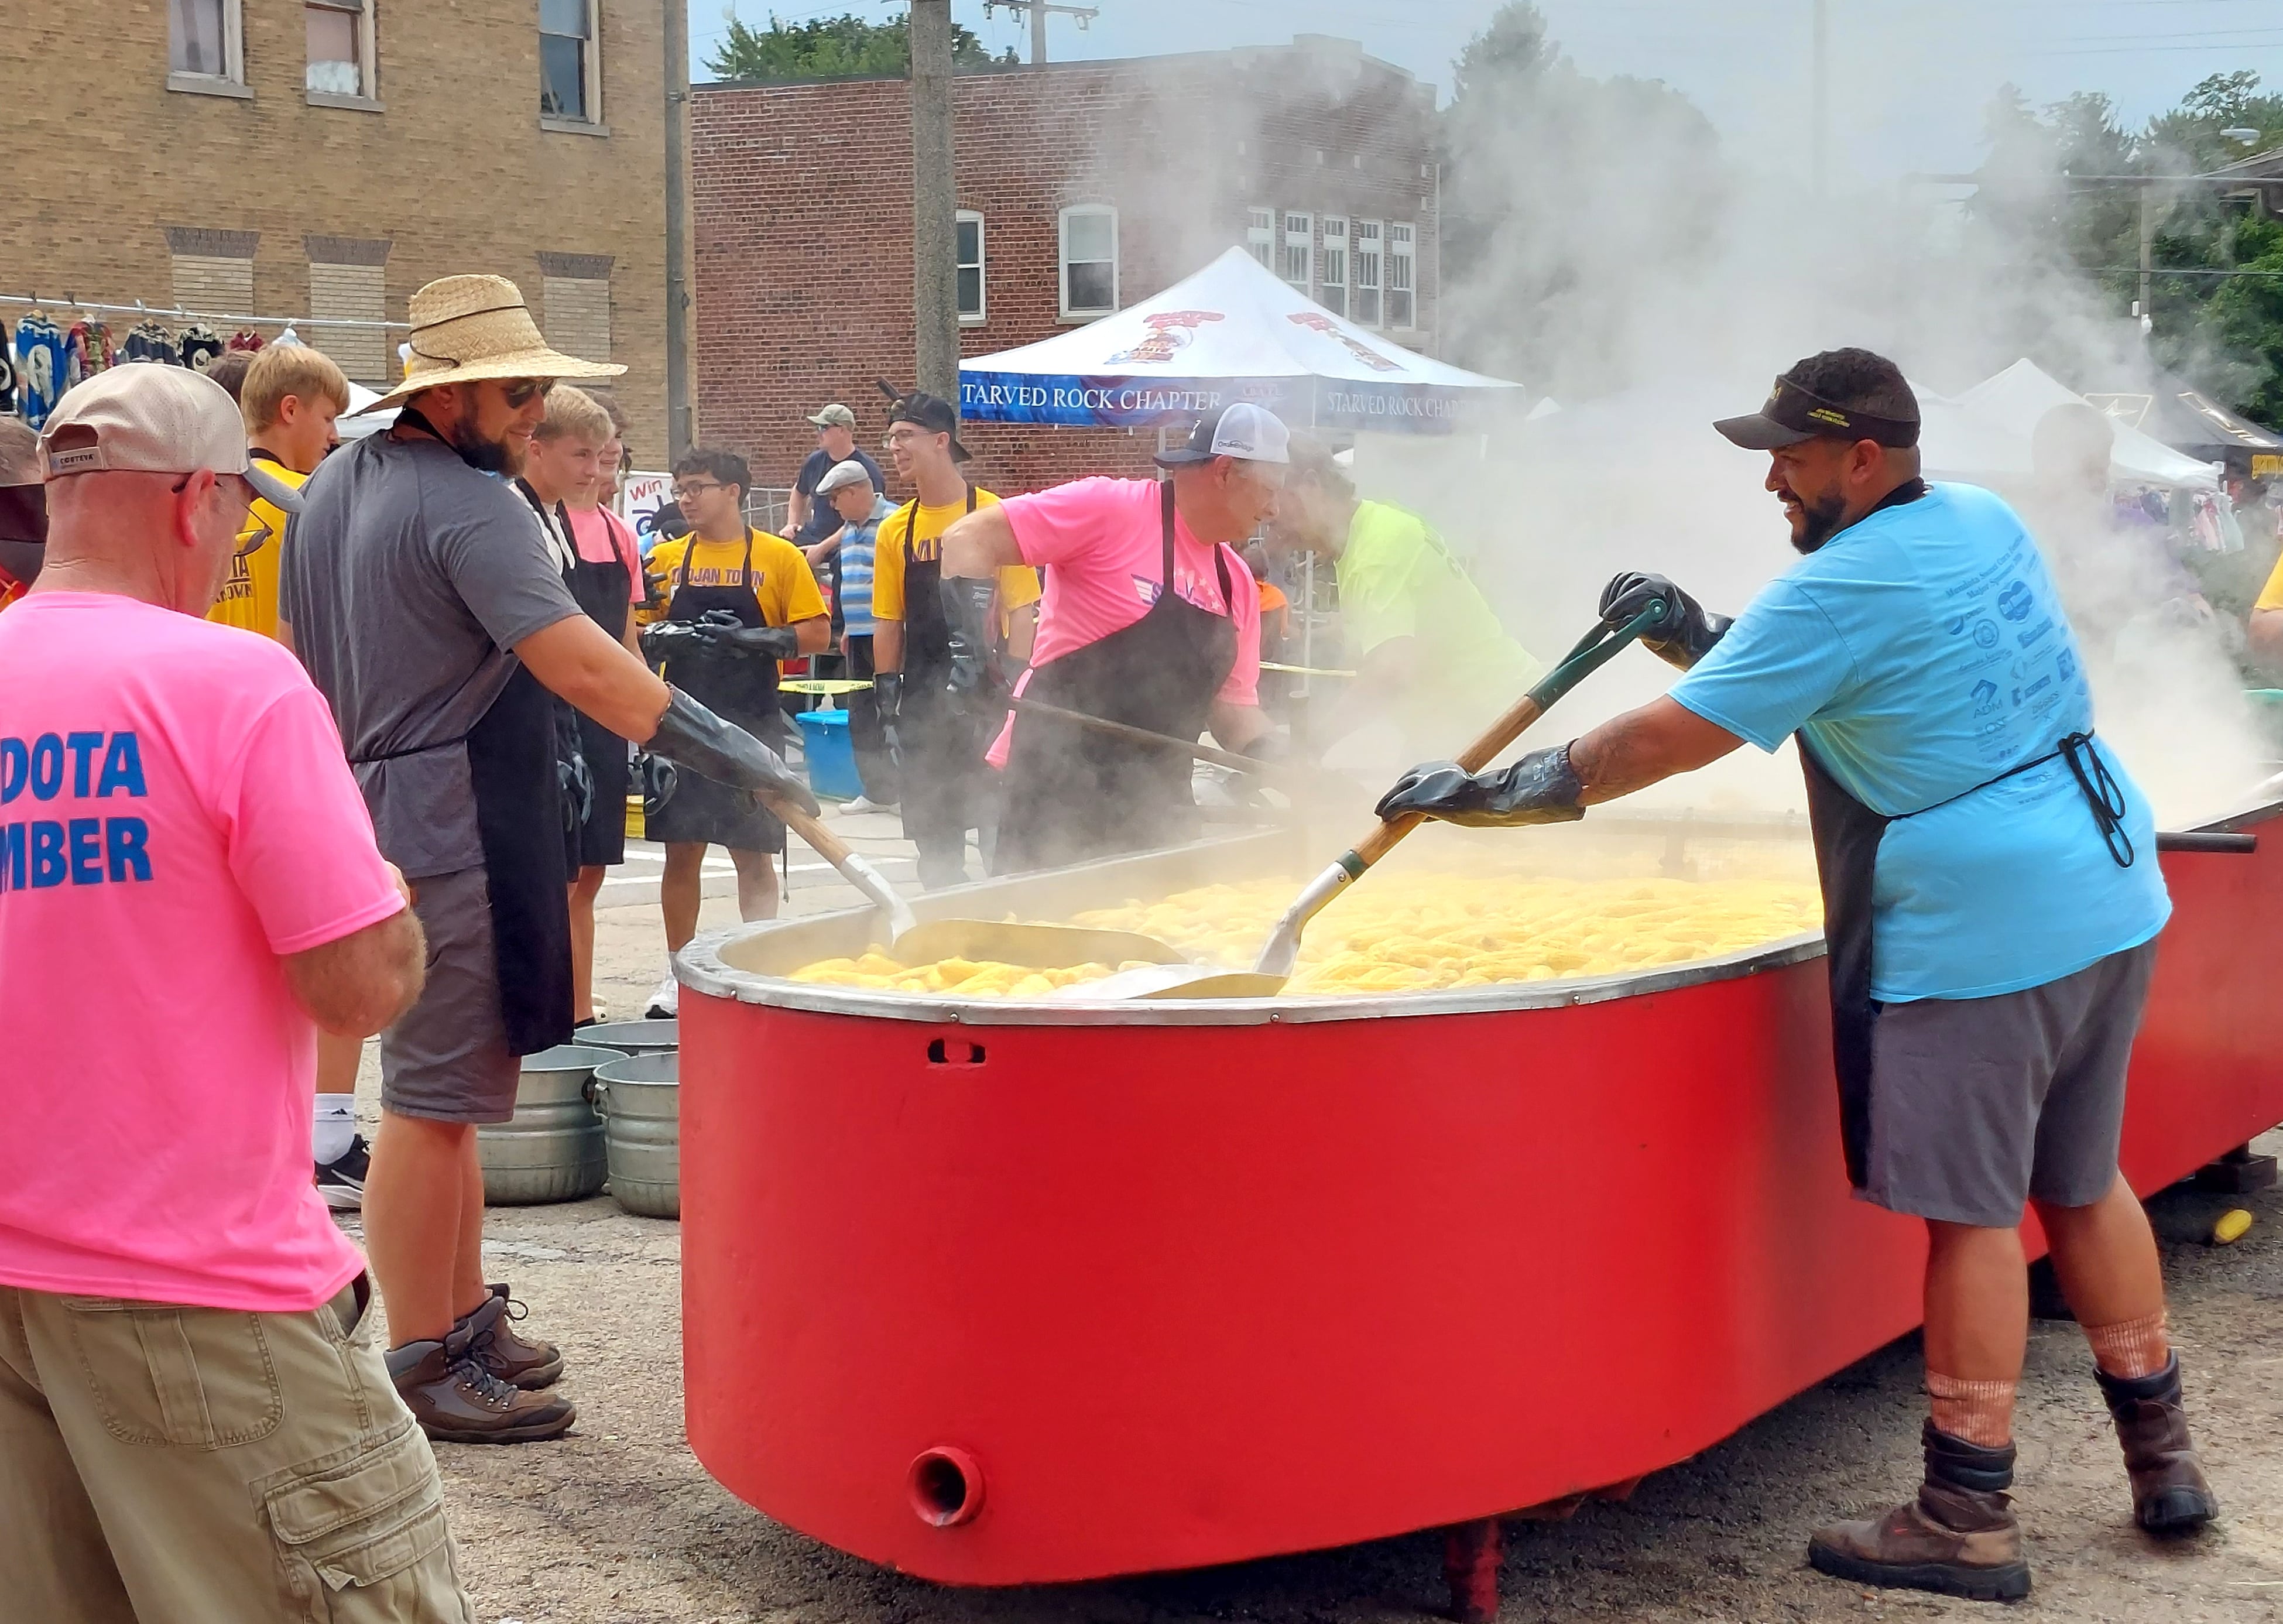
[705, 11, 1014, 81]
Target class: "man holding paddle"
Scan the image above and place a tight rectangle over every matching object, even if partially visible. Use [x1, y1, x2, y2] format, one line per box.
[941, 402, 1290, 875]
[1374, 348, 2209, 1602]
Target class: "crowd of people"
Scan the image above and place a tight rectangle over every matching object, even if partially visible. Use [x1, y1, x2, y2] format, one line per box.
[0, 288, 2268, 1619]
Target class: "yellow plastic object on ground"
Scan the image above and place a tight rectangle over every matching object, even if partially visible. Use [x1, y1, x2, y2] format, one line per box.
[787, 873, 1823, 998]
[2213, 1208, 2255, 1246]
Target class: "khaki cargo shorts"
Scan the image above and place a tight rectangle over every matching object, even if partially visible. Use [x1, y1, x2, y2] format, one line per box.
[0, 1274, 474, 1624]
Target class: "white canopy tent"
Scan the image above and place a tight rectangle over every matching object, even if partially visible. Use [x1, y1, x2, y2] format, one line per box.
[1959, 359, 2220, 491]
[958, 247, 1522, 436]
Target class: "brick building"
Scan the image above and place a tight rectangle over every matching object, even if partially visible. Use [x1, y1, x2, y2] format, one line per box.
[2, 0, 668, 460]
[692, 35, 1441, 497]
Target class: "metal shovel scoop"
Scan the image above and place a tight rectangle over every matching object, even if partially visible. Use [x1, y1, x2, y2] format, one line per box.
[1117, 597, 1677, 1001]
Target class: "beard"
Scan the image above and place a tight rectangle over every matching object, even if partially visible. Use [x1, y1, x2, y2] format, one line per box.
[447, 417, 520, 477]
[1790, 488, 1850, 554]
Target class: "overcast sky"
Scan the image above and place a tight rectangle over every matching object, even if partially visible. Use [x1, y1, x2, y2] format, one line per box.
[694, 1, 2283, 180]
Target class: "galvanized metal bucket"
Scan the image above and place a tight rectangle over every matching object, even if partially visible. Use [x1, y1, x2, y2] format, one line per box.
[581, 1019, 679, 1056]
[592, 1051, 680, 1219]
[478, 1043, 619, 1205]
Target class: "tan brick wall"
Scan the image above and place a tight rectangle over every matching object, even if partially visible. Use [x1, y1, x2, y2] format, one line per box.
[307, 261, 389, 383]
[3, 0, 669, 461]
[170, 253, 255, 314]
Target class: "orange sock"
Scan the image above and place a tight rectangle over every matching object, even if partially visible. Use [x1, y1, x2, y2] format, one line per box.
[2083, 1309, 2169, 1380]
[1926, 1371, 2017, 1447]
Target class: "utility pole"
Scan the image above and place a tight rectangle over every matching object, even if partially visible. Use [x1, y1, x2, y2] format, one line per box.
[910, 0, 959, 402]
[982, 0, 1101, 66]
[663, 0, 695, 461]
[1811, 0, 1829, 198]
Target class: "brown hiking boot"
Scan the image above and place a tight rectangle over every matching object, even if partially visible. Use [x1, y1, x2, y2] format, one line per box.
[1808, 1423, 2031, 1602]
[386, 1325, 577, 1444]
[456, 1283, 564, 1390]
[2097, 1354, 2218, 1535]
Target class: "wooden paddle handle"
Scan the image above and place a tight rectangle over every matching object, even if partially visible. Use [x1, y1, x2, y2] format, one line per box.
[1348, 693, 1548, 868]
[765, 794, 855, 864]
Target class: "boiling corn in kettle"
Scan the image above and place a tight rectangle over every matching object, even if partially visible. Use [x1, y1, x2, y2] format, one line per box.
[787, 873, 1823, 998]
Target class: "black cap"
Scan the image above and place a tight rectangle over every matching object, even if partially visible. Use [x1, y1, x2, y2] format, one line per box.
[886, 390, 971, 463]
[1715, 353, 1921, 450]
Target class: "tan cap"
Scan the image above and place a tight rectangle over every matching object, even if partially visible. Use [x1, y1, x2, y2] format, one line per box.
[40, 364, 305, 513]
[363, 273, 626, 414]
[806, 403, 857, 429]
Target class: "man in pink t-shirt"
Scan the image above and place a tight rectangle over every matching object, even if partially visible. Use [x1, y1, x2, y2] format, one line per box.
[0, 368, 472, 1622]
[941, 402, 1291, 873]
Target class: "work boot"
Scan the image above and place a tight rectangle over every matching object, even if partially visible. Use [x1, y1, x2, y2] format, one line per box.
[455, 1283, 564, 1390]
[2096, 1354, 2218, 1535]
[387, 1324, 577, 1444]
[1807, 1423, 2032, 1602]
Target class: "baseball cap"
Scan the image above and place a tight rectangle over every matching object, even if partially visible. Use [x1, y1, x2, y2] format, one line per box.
[1153, 402, 1292, 470]
[1714, 352, 1921, 451]
[39, 365, 306, 512]
[814, 458, 877, 496]
[885, 390, 971, 463]
[807, 403, 857, 429]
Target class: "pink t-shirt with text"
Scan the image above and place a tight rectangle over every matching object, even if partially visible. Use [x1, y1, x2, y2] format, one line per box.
[988, 477, 1261, 767]
[0, 594, 404, 1312]
[567, 505, 646, 605]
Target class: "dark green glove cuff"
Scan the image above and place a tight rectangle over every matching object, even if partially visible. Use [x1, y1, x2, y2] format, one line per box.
[940, 574, 997, 646]
[701, 623, 802, 660]
[1376, 744, 1587, 828]
[647, 688, 821, 817]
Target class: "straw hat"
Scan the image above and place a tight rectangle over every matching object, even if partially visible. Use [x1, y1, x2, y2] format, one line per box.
[361, 274, 625, 413]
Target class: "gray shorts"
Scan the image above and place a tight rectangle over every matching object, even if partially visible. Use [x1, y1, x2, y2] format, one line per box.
[380, 866, 520, 1125]
[1860, 939, 2158, 1227]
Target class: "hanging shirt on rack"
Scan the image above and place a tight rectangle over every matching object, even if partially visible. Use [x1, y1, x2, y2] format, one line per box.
[228, 330, 266, 353]
[64, 320, 115, 387]
[120, 321, 178, 365]
[178, 325, 225, 374]
[12, 314, 67, 429]
[0, 326, 16, 418]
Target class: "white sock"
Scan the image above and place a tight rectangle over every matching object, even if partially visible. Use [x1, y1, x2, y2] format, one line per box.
[313, 1096, 357, 1164]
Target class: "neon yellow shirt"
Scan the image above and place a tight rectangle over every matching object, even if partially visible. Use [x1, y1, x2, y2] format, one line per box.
[1336, 500, 1540, 695]
[2255, 546, 2283, 612]
[207, 453, 307, 640]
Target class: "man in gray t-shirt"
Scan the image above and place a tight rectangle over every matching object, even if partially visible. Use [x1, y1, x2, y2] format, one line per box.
[278, 273, 816, 1446]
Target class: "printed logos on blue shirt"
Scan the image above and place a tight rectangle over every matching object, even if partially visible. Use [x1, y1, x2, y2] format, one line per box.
[1972, 679, 2001, 717]
[1972, 619, 2000, 649]
[0, 732, 153, 893]
[1996, 579, 2034, 622]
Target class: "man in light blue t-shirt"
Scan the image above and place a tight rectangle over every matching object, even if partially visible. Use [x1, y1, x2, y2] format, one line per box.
[1376, 349, 2212, 1600]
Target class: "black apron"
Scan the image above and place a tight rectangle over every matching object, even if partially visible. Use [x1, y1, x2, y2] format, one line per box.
[356, 415, 571, 1056]
[1796, 482, 2138, 1188]
[557, 496, 635, 869]
[996, 481, 1240, 873]
[645, 529, 787, 852]
[894, 488, 987, 850]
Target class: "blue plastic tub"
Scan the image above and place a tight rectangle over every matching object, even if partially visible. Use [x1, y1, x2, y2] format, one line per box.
[796, 708, 863, 801]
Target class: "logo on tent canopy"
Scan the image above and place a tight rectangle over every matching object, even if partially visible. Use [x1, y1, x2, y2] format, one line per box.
[1107, 311, 1225, 366]
[1286, 313, 1402, 374]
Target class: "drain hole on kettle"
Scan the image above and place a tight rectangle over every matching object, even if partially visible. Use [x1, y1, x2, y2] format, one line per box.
[927, 1038, 985, 1066]
[909, 1447, 982, 1527]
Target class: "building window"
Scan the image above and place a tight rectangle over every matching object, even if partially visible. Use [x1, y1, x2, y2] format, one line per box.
[1279, 211, 1312, 292]
[306, 0, 375, 100]
[1388, 222, 1415, 330]
[1246, 207, 1274, 270]
[1318, 217, 1348, 317]
[955, 211, 986, 325]
[539, 252, 614, 363]
[169, 0, 244, 90]
[540, 0, 599, 124]
[1352, 219, 1383, 328]
[305, 235, 390, 382]
[1059, 205, 1117, 318]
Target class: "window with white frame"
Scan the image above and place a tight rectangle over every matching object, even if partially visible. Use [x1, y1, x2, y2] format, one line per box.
[1279, 211, 1313, 291]
[540, 0, 601, 124]
[1318, 217, 1348, 317]
[169, 0, 244, 88]
[1352, 219, 1383, 328]
[1387, 222, 1416, 329]
[956, 211, 986, 324]
[1059, 205, 1118, 317]
[306, 0, 375, 100]
[1245, 207, 1274, 270]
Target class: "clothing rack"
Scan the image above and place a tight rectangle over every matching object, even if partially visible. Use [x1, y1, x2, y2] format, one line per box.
[0, 292, 408, 331]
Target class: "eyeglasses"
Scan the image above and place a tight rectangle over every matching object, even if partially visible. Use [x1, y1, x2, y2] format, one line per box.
[173, 471, 260, 523]
[501, 378, 556, 407]
[671, 481, 725, 501]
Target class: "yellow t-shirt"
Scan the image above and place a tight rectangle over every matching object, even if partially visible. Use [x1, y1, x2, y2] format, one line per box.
[2255, 546, 2283, 611]
[207, 454, 307, 640]
[645, 528, 829, 647]
[870, 487, 1043, 623]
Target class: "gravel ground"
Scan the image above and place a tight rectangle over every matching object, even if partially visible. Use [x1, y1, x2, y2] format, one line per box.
[345, 809, 2283, 1624]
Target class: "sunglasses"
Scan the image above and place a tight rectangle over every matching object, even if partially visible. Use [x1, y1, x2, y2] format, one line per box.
[173, 471, 260, 522]
[501, 378, 557, 407]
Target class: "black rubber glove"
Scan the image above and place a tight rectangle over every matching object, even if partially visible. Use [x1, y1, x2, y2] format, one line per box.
[1239, 728, 1290, 763]
[938, 575, 1003, 701]
[638, 621, 706, 663]
[1599, 571, 1731, 671]
[646, 688, 821, 817]
[873, 671, 904, 725]
[1374, 745, 1588, 828]
[689, 615, 802, 662]
[639, 754, 677, 819]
